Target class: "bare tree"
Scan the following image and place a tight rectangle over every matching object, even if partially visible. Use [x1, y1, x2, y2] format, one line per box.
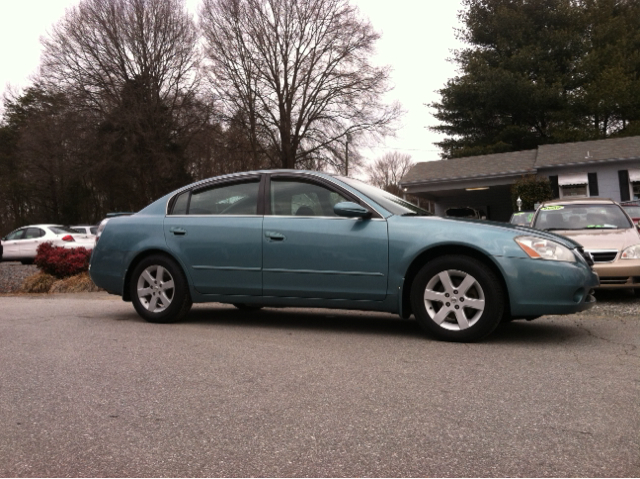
[200, 0, 401, 171]
[41, 0, 201, 116]
[39, 0, 205, 207]
[364, 151, 414, 196]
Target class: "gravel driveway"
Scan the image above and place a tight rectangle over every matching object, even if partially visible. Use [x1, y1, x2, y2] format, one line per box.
[0, 262, 38, 293]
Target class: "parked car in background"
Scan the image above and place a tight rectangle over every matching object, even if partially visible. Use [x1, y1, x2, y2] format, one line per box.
[444, 206, 486, 219]
[72, 225, 98, 236]
[509, 211, 536, 226]
[531, 198, 640, 297]
[1, 225, 95, 264]
[621, 201, 640, 226]
[90, 170, 598, 342]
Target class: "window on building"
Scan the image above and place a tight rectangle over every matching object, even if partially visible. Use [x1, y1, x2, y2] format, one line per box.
[558, 173, 589, 198]
[630, 169, 640, 200]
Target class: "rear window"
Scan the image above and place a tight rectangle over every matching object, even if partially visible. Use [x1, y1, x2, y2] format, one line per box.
[49, 226, 80, 235]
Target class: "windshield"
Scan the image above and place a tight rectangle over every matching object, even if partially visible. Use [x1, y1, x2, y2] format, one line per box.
[337, 176, 432, 216]
[533, 204, 632, 230]
[510, 212, 535, 225]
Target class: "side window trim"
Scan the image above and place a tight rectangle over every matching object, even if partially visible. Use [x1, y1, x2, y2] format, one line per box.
[168, 174, 264, 216]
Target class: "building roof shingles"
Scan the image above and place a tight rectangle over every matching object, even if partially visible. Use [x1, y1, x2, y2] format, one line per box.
[401, 135, 640, 185]
[401, 149, 537, 184]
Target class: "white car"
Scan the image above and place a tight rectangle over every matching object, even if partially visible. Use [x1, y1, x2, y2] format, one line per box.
[71, 225, 98, 236]
[1, 224, 95, 264]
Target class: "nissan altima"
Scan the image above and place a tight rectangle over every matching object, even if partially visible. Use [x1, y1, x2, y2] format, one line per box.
[89, 170, 598, 342]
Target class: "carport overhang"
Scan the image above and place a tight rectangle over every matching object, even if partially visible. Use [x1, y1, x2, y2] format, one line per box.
[400, 170, 533, 200]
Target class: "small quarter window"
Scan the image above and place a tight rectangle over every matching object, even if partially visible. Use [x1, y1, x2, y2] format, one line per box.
[171, 192, 189, 215]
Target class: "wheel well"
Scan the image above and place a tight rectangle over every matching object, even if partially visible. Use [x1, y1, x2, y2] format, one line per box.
[122, 249, 183, 302]
[401, 245, 511, 318]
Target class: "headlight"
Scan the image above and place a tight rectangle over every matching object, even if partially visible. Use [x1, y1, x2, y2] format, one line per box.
[515, 236, 576, 262]
[621, 244, 640, 260]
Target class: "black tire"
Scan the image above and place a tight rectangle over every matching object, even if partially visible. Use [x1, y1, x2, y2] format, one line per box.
[232, 303, 264, 311]
[129, 255, 192, 323]
[410, 255, 505, 342]
[21, 259, 34, 265]
[634, 288, 640, 298]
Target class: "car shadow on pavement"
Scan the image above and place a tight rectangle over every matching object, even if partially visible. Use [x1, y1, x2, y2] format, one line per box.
[171, 306, 584, 344]
[109, 304, 589, 344]
[489, 318, 585, 345]
[182, 306, 425, 339]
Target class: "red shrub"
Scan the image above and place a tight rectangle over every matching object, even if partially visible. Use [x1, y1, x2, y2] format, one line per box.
[35, 242, 92, 279]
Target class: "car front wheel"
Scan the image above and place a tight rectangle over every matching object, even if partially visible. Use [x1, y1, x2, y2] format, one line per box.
[411, 255, 505, 342]
[130, 255, 192, 323]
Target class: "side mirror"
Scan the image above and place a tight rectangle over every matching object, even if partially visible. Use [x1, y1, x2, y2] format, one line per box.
[333, 201, 372, 219]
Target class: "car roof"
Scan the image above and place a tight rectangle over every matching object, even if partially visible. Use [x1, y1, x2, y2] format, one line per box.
[16, 224, 64, 229]
[168, 169, 337, 197]
[540, 197, 617, 206]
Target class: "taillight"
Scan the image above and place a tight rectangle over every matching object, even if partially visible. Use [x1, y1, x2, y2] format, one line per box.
[61, 235, 75, 242]
[95, 218, 110, 245]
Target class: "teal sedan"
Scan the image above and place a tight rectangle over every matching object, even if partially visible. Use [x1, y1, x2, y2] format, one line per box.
[89, 170, 598, 342]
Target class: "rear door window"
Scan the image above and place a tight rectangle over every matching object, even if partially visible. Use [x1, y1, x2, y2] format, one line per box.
[170, 180, 261, 216]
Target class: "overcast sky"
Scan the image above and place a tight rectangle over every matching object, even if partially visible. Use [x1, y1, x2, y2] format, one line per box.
[0, 0, 465, 165]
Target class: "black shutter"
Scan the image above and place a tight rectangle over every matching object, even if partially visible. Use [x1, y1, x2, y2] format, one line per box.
[549, 175, 559, 198]
[588, 172, 599, 197]
[618, 170, 631, 202]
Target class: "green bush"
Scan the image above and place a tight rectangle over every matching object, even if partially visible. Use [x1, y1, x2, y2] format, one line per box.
[511, 175, 554, 211]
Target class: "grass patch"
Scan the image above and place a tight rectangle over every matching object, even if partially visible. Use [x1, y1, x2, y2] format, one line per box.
[21, 272, 57, 293]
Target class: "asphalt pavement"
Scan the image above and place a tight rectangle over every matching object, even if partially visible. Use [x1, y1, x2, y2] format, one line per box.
[0, 293, 638, 477]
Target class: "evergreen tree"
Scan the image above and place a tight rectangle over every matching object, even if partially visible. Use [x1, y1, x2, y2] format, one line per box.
[430, 0, 640, 158]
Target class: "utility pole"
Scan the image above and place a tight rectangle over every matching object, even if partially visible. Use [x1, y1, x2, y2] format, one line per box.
[345, 134, 349, 176]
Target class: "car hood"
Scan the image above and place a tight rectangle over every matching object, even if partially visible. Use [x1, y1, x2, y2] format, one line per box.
[546, 227, 640, 250]
[407, 216, 584, 250]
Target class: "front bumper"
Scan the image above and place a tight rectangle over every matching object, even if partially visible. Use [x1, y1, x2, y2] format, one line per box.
[593, 259, 640, 289]
[496, 255, 599, 317]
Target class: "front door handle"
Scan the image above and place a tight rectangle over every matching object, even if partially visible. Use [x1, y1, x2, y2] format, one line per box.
[170, 227, 187, 236]
[265, 231, 285, 242]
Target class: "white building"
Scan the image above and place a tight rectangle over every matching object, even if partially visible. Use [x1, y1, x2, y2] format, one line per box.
[400, 136, 640, 221]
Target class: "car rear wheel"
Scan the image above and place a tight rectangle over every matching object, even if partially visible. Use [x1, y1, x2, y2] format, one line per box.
[130, 255, 192, 323]
[411, 255, 505, 342]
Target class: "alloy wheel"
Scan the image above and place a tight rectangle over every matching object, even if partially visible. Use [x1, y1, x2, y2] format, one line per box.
[423, 269, 486, 331]
[136, 265, 175, 313]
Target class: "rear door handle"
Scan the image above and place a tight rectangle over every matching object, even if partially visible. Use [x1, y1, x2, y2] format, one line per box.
[170, 227, 187, 236]
[265, 231, 285, 241]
